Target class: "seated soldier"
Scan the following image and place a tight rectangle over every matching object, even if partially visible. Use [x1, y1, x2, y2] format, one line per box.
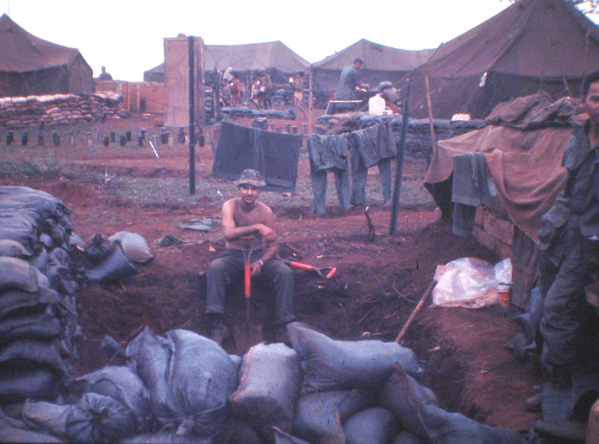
[204, 169, 295, 345]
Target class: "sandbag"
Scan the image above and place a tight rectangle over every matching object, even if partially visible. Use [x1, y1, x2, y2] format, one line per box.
[126, 327, 173, 423]
[0, 339, 69, 376]
[272, 427, 313, 444]
[109, 231, 154, 264]
[85, 241, 139, 283]
[164, 329, 238, 437]
[126, 328, 238, 439]
[292, 389, 376, 444]
[380, 364, 527, 444]
[392, 431, 425, 444]
[65, 392, 137, 443]
[343, 407, 398, 444]
[29, 247, 50, 272]
[0, 287, 59, 319]
[287, 322, 424, 393]
[0, 238, 31, 258]
[74, 365, 150, 433]
[46, 248, 80, 295]
[0, 408, 64, 443]
[22, 399, 70, 440]
[0, 367, 62, 404]
[84, 234, 114, 265]
[0, 305, 62, 340]
[213, 418, 263, 444]
[121, 432, 211, 443]
[0, 256, 40, 292]
[229, 342, 301, 441]
[0, 213, 38, 255]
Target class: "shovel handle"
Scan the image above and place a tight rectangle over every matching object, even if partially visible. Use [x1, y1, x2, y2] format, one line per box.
[244, 261, 251, 299]
[287, 260, 314, 271]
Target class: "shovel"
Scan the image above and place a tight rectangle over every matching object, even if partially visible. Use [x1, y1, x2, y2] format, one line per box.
[233, 245, 263, 355]
[281, 258, 337, 279]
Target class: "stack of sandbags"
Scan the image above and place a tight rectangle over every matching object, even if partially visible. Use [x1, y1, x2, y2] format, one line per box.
[0, 186, 81, 408]
[0, 92, 124, 127]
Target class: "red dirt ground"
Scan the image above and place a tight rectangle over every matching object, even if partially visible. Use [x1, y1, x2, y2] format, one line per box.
[0, 112, 541, 434]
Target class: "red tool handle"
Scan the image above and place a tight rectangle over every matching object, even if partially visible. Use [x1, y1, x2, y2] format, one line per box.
[288, 261, 314, 271]
[244, 261, 251, 299]
[325, 267, 338, 279]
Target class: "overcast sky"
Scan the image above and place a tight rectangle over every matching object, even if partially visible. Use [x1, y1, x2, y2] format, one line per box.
[1, 0, 588, 82]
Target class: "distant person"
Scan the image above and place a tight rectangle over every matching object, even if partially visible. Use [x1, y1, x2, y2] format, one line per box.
[98, 66, 113, 81]
[291, 71, 306, 117]
[335, 58, 367, 100]
[230, 73, 244, 107]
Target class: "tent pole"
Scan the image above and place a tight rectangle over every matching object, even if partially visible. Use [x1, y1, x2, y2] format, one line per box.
[188, 35, 196, 195]
[308, 65, 313, 133]
[425, 75, 436, 167]
[389, 77, 411, 236]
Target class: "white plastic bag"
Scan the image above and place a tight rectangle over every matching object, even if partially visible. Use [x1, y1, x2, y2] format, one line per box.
[432, 257, 512, 309]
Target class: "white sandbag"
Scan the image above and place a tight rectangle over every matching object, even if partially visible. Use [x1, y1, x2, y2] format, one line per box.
[292, 389, 375, 444]
[287, 322, 424, 394]
[22, 399, 70, 440]
[343, 407, 398, 444]
[109, 231, 154, 264]
[0, 239, 31, 257]
[74, 365, 150, 433]
[229, 343, 301, 441]
[65, 392, 137, 443]
[121, 432, 211, 443]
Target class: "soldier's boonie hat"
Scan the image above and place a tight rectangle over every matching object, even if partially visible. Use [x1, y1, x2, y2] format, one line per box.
[235, 169, 266, 188]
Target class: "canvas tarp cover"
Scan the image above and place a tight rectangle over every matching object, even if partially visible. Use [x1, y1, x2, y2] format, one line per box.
[0, 14, 94, 97]
[312, 39, 434, 96]
[423, 93, 587, 242]
[212, 121, 301, 191]
[408, 0, 599, 119]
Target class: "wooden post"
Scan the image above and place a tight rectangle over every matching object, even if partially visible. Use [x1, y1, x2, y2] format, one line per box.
[188, 35, 196, 195]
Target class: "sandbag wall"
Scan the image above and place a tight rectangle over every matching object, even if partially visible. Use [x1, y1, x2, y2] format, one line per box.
[10, 322, 528, 444]
[0, 186, 81, 408]
[0, 92, 124, 127]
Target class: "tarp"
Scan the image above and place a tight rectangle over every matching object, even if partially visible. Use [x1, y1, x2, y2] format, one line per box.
[407, 0, 599, 119]
[144, 40, 309, 85]
[212, 121, 301, 191]
[423, 93, 588, 243]
[0, 14, 94, 97]
[312, 39, 434, 98]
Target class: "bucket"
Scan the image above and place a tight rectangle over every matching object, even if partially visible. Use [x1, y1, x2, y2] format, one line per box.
[498, 283, 511, 307]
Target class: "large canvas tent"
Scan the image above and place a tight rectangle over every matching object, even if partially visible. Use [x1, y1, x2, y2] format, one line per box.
[407, 0, 599, 119]
[311, 39, 435, 99]
[0, 14, 94, 97]
[144, 40, 309, 86]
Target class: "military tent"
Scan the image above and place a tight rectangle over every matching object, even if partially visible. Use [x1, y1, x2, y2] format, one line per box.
[0, 14, 94, 97]
[311, 39, 435, 99]
[144, 40, 309, 86]
[407, 0, 599, 119]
